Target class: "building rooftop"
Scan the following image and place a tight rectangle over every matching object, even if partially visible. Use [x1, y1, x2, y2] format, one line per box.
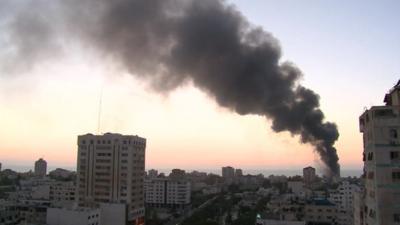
[307, 198, 335, 206]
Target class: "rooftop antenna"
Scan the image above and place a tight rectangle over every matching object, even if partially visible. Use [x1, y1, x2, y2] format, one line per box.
[97, 84, 104, 135]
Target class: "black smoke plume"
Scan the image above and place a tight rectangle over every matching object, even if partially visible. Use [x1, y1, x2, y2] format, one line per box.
[0, 0, 340, 176]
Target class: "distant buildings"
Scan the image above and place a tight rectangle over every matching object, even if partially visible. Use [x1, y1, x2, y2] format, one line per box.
[76, 133, 146, 225]
[302, 166, 316, 186]
[148, 169, 158, 178]
[235, 169, 243, 177]
[48, 168, 74, 179]
[169, 168, 185, 179]
[34, 158, 47, 177]
[222, 166, 235, 180]
[144, 177, 191, 208]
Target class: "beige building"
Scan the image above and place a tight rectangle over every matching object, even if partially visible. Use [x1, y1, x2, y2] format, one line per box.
[34, 158, 47, 177]
[144, 177, 191, 208]
[76, 133, 146, 225]
[359, 81, 400, 225]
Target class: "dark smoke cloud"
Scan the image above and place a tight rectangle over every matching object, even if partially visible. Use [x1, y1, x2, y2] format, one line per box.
[0, 0, 340, 176]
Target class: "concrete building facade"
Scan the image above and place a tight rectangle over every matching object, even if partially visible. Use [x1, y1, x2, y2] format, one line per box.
[222, 166, 235, 181]
[47, 207, 101, 225]
[76, 133, 146, 225]
[305, 199, 338, 225]
[302, 166, 316, 186]
[34, 158, 47, 177]
[328, 180, 359, 225]
[359, 81, 400, 225]
[235, 169, 243, 177]
[144, 178, 191, 208]
[147, 169, 158, 178]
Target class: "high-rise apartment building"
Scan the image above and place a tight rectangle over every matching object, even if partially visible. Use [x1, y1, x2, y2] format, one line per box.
[34, 158, 47, 177]
[76, 133, 146, 225]
[303, 166, 316, 186]
[359, 81, 400, 225]
[222, 166, 235, 179]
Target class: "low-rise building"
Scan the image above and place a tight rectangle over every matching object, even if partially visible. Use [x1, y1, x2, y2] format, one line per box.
[305, 198, 338, 225]
[47, 207, 101, 225]
[0, 200, 20, 225]
[47, 203, 128, 225]
[48, 168, 74, 179]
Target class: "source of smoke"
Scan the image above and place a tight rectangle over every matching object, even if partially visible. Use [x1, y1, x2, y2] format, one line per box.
[0, 0, 340, 176]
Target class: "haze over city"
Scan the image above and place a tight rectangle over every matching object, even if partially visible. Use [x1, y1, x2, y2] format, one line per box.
[2, 1, 400, 225]
[0, 0, 399, 174]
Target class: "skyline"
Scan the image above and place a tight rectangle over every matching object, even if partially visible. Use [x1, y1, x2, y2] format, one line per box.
[1, 0, 400, 172]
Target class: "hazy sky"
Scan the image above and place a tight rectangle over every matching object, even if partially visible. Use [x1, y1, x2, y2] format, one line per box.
[0, 0, 399, 173]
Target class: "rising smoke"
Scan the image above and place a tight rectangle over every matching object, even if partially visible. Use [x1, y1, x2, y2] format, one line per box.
[0, 0, 340, 176]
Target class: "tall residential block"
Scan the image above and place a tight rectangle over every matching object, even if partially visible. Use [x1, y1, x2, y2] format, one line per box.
[34, 158, 47, 177]
[303, 166, 316, 186]
[359, 80, 400, 225]
[222, 166, 235, 179]
[76, 133, 146, 225]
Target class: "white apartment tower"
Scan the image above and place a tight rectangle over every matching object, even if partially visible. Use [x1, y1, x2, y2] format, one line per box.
[34, 158, 47, 177]
[76, 133, 146, 225]
[359, 81, 400, 225]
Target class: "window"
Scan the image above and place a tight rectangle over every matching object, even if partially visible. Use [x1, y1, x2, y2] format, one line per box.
[369, 209, 376, 218]
[392, 171, 400, 182]
[391, 152, 400, 160]
[391, 129, 399, 139]
[394, 213, 400, 222]
[367, 152, 374, 161]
